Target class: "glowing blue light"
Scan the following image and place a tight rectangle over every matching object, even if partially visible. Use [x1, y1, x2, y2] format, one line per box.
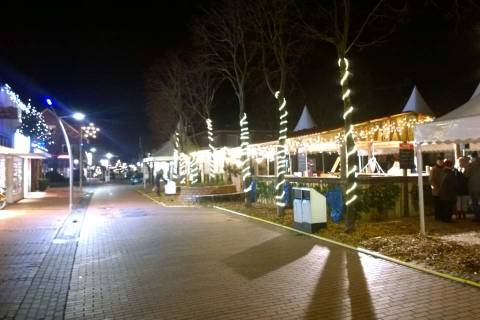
[72, 112, 85, 121]
[46, 98, 53, 106]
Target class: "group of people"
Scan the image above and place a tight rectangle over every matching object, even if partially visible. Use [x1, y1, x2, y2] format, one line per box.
[429, 151, 480, 222]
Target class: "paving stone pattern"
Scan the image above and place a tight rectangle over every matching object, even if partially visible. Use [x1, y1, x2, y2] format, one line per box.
[0, 193, 91, 320]
[64, 185, 480, 320]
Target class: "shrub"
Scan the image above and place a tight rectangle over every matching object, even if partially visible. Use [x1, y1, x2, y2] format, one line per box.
[38, 178, 49, 191]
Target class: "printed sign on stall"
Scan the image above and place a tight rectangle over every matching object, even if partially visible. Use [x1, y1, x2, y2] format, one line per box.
[399, 143, 414, 169]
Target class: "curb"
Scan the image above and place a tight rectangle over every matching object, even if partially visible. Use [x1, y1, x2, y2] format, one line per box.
[213, 205, 480, 289]
[136, 190, 198, 208]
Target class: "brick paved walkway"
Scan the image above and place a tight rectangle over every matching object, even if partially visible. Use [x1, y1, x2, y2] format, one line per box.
[0, 188, 89, 320]
[62, 185, 479, 320]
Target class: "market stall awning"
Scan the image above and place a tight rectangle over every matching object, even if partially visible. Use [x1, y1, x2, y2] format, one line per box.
[415, 94, 480, 144]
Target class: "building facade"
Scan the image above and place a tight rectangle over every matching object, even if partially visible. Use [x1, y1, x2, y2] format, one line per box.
[0, 84, 48, 203]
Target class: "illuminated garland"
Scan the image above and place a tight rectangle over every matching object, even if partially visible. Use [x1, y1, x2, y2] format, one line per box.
[338, 57, 357, 206]
[275, 91, 288, 208]
[179, 152, 187, 185]
[1, 84, 26, 116]
[173, 130, 180, 181]
[1, 84, 53, 151]
[240, 113, 251, 192]
[189, 155, 199, 184]
[20, 102, 53, 150]
[206, 118, 215, 180]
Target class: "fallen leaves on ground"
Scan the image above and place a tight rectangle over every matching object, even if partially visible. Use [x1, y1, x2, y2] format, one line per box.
[361, 235, 480, 283]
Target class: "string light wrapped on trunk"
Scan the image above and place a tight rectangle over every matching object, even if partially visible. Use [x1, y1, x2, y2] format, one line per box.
[206, 118, 215, 181]
[179, 152, 187, 185]
[338, 57, 358, 207]
[240, 113, 251, 192]
[189, 155, 199, 184]
[172, 130, 180, 181]
[275, 91, 288, 208]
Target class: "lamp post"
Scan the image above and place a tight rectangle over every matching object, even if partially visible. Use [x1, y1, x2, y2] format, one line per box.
[46, 98, 85, 212]
[89, 147, 96, 179]
[79, 123, 99, 193]
[105, 152, 113, 183]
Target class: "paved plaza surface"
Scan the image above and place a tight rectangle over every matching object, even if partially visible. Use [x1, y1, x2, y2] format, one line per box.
[1, 184, 479, 319]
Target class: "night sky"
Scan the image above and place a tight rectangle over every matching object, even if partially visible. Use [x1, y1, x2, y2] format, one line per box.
[0, 1, 479, 160]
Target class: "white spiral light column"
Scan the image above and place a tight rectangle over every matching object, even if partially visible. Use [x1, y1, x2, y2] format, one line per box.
[189, 155, 199, 184]
[338, 57, 358, 209]
[172, 130, 180, 181]
[179, 153, 187, 185]
[240, 113, 251, 192]
[206, 118, 215, 181]
[275, 91, 288, 209]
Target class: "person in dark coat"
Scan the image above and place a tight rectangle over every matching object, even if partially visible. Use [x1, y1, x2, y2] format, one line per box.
[439, 160, 457, 222]
[465, 151, 480, 221]
[429, 157, 445, 220]
[155, 169, 167, 196]
[455, 157, 470, 219]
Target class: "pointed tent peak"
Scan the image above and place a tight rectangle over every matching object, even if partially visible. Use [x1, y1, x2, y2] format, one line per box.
[402, 86, 434, 115]
[470, 82, 480, 100]
[294, 105, 317, 132]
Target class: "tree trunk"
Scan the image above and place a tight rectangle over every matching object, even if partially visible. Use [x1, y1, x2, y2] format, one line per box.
[240, 113, 252, 207]
[338, 56, 358, 233]
[275, 91, 288, 216]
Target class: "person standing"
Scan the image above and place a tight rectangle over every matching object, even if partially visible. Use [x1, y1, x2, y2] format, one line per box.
[429, 157, 445, 220]
[439, 160, 457, 223]
[455, 157, 470, 219]
[465, 151, 480, 221]
[155, 169, 167, 196]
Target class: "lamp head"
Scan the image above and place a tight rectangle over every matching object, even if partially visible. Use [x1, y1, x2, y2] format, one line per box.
[72, 112, 85, 121]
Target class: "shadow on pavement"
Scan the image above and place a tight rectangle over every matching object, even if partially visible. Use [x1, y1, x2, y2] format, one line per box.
[304, 250, 376, 320]
[223, 233, 315, 279]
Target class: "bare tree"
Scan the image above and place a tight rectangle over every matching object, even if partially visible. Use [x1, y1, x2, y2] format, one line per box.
[146, 53, 197, 183]
[184, 57, 222, 182]
[195, 1, 258, 202]
[251, 0, 306, 216]
[300, 0, 404, 232]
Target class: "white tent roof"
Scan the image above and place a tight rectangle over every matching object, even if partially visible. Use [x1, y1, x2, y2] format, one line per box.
[470, 82, 480, 100]
[415, 94, 480, 144]
[294, 105, 317, 132]
[402, 86, 434, 115]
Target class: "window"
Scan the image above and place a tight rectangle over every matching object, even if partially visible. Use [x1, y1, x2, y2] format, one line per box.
[12, 157, 23, 194]
[226, 134, 238, 146]
[0, 135, 11, 147]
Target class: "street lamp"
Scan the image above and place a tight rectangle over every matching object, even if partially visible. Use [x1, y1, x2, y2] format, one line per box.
[46, 99, 85, 212]
[105, 152, 113, 182]
[79, 123, 100, 192]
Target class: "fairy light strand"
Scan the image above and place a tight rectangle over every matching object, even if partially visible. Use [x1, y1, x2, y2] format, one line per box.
[339, 57, 358, 207]
[173, 130, 179, 181]
[206, 118, 215, 180]
[275, 91, 288, 208]
[240, 113, 251, 192]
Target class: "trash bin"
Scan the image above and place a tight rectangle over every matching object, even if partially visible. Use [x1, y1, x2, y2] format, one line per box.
[326, 187, 344, 223]
[292, 187, 327, 233]
[248, 180, 257, 203]
[165, 180, 177, 195]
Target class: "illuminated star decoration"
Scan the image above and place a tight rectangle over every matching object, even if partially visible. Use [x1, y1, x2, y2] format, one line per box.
[81, 123, 100, 139]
